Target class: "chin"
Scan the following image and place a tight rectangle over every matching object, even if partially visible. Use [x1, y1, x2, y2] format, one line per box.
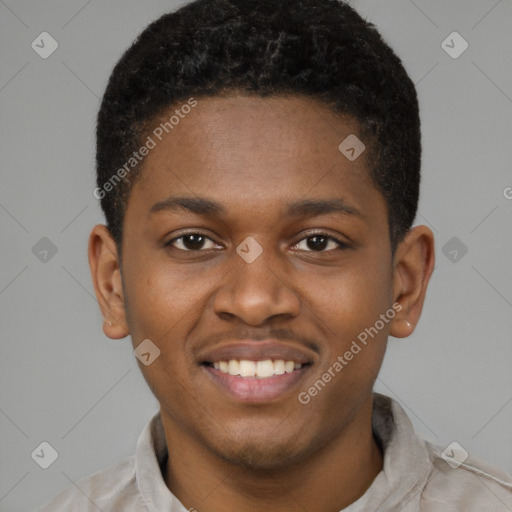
[211, 436, 309, 471]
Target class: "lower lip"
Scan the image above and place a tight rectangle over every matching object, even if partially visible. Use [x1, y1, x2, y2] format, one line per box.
[202, 365, 309, 403]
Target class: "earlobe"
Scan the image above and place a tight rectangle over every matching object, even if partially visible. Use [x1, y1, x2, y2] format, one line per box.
[389, 225, 435, 339]
[88, 224, 130, 339]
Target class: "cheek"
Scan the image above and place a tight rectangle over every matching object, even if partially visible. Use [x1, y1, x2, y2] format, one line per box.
[298, 269, 391, 419]
[319, 260, 391, 326]
[123, 265, 203, 405]
[309, 254, 392, 362]
[122, 256, 201, 342]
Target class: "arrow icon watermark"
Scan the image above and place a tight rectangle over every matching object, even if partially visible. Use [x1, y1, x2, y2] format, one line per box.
[32, 237, 58, 263]
[236, 236, 263, 263]
[338, 134, 366, 161]
[134, 339, 161, 366]
[31, 442, 59, 469]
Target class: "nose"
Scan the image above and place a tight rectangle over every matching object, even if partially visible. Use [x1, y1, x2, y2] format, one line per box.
[212, 248, 301, 325]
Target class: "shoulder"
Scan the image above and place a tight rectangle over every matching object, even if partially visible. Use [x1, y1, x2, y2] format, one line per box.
[35, 455, 146, 512]
[421, 441, 512, 511]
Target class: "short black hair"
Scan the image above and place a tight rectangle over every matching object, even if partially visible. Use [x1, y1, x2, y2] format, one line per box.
[96, 0, 421, 253]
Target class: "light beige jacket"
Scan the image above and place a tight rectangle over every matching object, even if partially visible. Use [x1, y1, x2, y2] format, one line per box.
[37, 393, 512, 511]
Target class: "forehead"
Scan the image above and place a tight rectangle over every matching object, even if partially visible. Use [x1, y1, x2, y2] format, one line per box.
[130, 94, 381, 222]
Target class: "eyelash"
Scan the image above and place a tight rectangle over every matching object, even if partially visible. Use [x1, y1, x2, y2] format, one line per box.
[165, 231, 348, 252]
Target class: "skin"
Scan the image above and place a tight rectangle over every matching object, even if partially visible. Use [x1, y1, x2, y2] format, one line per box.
[89, 94, 435, 512]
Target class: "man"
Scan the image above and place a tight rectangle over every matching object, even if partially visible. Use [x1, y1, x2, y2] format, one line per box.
[38, 0, 512, 510]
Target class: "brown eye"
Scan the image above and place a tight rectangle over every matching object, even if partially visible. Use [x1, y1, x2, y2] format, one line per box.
[166, 233, 220, 251]
[306, 235, 329, 251]
[292, 233, 347, 252]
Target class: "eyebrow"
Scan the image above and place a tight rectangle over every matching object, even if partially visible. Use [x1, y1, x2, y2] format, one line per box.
[150, 196, 361, 218]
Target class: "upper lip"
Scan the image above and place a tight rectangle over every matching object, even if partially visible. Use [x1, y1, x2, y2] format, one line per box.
[199, 340, 315, 365]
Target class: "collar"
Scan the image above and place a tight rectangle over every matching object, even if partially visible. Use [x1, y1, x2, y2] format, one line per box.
[135, 393, 432, 511]
[342, 393, 432, 511]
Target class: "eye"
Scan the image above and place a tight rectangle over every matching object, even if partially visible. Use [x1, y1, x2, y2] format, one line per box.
[166, 232, 222, 251]
[292, 233, 348, 252]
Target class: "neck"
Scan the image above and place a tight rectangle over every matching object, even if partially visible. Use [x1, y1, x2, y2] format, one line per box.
[162, 397, 383, 512]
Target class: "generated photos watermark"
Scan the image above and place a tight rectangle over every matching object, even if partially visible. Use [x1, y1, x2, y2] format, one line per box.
[298, 302, 403, 405]
[93, 98, 198, 200]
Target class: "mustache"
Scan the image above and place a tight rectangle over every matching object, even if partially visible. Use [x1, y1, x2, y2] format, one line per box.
[194, 327, 321, 354]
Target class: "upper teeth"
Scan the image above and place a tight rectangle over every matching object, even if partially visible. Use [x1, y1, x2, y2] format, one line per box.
[212, 359, 303, 378]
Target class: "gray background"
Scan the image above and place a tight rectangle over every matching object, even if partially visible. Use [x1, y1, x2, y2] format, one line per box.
[1, 0, 511, 510]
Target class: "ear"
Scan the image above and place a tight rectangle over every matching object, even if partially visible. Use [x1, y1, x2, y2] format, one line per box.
[88, 224, 130, 339]
[389, 225, 435, 338]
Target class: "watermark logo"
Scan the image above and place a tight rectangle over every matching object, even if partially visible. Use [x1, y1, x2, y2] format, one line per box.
[236, 237, 263, 263]
[32, 237, 58, 263]
[441, 441, 469, 469]
[31, 441, 59, 469]
[298, 303, 402, 405]
[338, 134, 366, 161]
[151, 98, 198, 141]
[31, 32, 58, 59]
[441, 32, 469, 59]
[93, 98, 198, 200]
[442, 236, 468, 264]
[134, 339, 161, 366]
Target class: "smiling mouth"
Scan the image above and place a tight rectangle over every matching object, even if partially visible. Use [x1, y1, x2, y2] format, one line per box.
[199, 340, 315, 401]
[202, 359, 309, 379]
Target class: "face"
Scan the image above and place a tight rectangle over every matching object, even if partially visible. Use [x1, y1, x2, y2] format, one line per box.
[91, 94, 432, 470]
